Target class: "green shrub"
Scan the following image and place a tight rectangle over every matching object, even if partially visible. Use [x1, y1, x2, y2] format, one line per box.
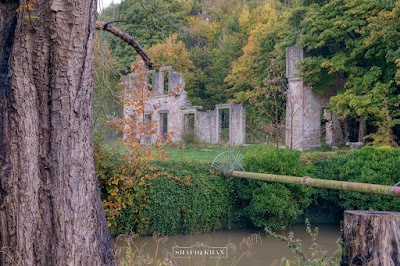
[97, 143, 400, 235]
[232, 146, 315, 230]
[141, 162, 232, 235]
[314, 147, 400, 212]
[97, 152, 232, 236]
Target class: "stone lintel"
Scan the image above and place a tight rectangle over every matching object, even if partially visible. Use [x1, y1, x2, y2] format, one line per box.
[216, 103, 233, 109]
[159, 66, 173, 72]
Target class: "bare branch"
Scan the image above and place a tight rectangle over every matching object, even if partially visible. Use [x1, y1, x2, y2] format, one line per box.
[95, 20, 153, 69]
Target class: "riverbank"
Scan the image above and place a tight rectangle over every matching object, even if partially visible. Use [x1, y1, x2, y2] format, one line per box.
[115, 224, 341, 265]
[96, 142, 400, 237]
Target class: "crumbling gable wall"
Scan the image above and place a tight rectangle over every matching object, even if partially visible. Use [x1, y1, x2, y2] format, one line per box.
[144, 67, 190, 142]
[123, 67, 246, 145]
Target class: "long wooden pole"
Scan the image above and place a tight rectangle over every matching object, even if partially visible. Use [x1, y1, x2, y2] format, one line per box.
[230, 171, 400, 197]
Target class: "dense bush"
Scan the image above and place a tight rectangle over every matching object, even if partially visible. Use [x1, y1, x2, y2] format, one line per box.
[96, 142, 400, 236]
[96, 144, 231, 236]
[314, 147, 400, 213]
[232, 146, 315, 230]
[142, 162, 231, 235]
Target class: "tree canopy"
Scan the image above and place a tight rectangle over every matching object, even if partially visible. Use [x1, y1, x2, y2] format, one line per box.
[98, 0, 400, 145]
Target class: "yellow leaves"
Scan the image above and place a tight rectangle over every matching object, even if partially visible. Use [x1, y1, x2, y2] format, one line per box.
[239, 8, 250, 30]
[147, 34, 195, 73]
[321, 60, 333, 68]
[109, 188, 119, 197]
[16, 0, 37, 13]
[333, 20, 347, 29]
[226, 2, 281, 91]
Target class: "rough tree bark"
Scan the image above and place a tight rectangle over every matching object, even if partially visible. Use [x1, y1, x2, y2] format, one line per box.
[0, 0, 115, 265]
[341, 210, 400, 266]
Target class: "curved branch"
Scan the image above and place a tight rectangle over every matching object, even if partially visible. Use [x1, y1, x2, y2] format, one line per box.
[95, 20, 153, 69]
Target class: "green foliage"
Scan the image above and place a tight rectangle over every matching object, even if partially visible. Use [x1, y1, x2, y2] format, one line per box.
[143, 162, 232, 235]
[99, 0, 193, 72]
[314, 147, 400, 212]
[98, 0, 400, 144]
[182, 0, 248, 109]
[243, 146, 315, 176]
[96, 143, 318, 235]
[96, 144, 232, 236]
[299, 0, 400, 145]
[226, 1, 283, 93]
[232, 146, 315, 230]
[93, 33, 123, 140]
[96, 140, 400, 238]
[266, 219, 342, 266]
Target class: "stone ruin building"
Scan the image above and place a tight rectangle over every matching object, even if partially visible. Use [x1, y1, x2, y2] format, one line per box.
[285, 46, 345, 150]
[123, 47, 352, 150]
[123, 66, 246, 146]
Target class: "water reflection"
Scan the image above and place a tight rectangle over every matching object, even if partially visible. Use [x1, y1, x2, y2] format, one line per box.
[116, 224, 340, 266]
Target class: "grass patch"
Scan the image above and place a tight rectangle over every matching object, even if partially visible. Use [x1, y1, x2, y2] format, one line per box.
[101, 139, 352, 166]
[165, 143, 290, 164]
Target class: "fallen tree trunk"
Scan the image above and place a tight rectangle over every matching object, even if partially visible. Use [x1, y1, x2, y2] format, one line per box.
[341, 210, 400, 266]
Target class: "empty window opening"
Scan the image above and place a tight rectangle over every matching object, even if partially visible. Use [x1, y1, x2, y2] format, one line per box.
[321, 109, 328, 144]
[147, 73, 153, 91]
[219, 109, 230, 143]
[160, 112, 168, 138]
[163, 71, 169, 94]
[183, 113, 195, 144]
[144, 113, 152, 124]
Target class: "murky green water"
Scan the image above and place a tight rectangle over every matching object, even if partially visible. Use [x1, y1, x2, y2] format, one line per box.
[116, 224, 340, 266]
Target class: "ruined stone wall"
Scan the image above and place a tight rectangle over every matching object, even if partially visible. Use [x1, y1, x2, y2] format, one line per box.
[123, 68, 190, 143]
[285, 46, 344, 150]
[197, 110, 217, 144]
[146, 92, 191, 141]
[231, 104, 246, 145]
[324, 111, 344, 146]
[286, 46, 322, 150]
[124, 67, 246, 146]
[215, 104, 246, 145]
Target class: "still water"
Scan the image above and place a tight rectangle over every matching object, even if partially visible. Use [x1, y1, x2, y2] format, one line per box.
[116, 224, 340, 266]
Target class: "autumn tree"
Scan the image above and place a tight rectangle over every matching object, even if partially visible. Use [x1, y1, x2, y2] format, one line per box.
[146, 34, 195, 74]
[99, 62, 173, 233]
[99, 0, 194, 72]
[225, 1, 282, 93]
[299, 0, 400, 145]
[0, 1, 151, 265]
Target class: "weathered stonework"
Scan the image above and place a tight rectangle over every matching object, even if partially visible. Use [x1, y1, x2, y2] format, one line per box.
[324, 110, 344, 146]
[124, 67, 246, 145]
[285, 46, 344, 150]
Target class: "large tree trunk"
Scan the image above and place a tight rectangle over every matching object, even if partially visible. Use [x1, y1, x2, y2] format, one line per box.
[341, 210, 400, 266]
[0, 0, 115, 265]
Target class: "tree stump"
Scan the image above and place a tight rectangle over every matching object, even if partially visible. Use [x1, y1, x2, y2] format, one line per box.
[341, 210, 400, 266]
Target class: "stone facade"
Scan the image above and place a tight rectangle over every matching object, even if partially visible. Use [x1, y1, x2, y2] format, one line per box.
[285, 46, 344, 150]
[123, 67, 246, 145]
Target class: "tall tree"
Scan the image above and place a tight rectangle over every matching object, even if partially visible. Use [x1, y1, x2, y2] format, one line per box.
[0, 0, 149, 264]
[299, 0, 400, 145]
